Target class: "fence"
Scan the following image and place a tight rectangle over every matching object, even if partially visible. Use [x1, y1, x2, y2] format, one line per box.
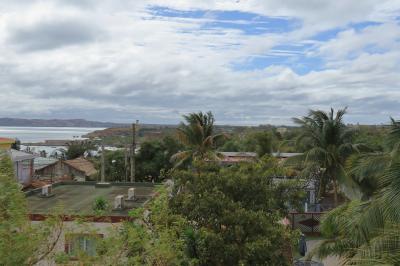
[289, 212, 324, 235]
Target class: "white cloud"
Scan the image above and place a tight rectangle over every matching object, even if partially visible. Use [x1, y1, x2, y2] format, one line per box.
[0, 0, 398, 124]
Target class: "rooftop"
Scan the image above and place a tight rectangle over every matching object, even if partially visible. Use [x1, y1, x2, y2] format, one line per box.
[0, 137, 15, 143]
[272, 152, 302, 158]
[26, 182, 155, 217]
[11, 149, 37, 162]
[34, 157, 59, 170]
[63, 157, 97, 176]
[220, 152, 257, 157]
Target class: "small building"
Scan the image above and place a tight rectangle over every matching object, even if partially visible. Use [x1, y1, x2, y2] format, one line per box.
[276, 127, 288, 135]
[34, 157, 63, 180]
[271, 152, 303, 159]
[62, 157, 98, 181]
[218, 152, 303, 165]
[219, 152, 257, 165]
[26, 182, 155, 264]
[10, 149, 37, 187]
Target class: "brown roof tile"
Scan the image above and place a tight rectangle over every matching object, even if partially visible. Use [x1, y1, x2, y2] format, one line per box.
[63, 157, 97, 176]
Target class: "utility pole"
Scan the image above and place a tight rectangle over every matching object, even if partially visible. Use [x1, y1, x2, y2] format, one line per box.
[101, 141, 105, 183]
[130, 120, 139, 182]
[124, 144, 129, 182]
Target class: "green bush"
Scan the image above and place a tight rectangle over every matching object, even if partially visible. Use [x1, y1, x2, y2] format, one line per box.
[93, 196, 108, 213]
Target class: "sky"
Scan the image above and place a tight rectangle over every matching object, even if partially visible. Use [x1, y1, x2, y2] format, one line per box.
[0, 0, 399, 125]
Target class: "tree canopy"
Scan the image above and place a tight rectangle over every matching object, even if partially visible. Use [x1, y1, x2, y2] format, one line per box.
[172, 111, 226, 167]
[287, 108, 364, 205]
[313, 118, 400, 264]
[0, 154, 63, 265]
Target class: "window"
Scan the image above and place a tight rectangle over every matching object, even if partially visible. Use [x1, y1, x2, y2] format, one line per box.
[65, 234, 103, 257]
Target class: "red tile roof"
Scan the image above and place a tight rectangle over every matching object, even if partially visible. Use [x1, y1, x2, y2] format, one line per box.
[0, 137, 15, 143]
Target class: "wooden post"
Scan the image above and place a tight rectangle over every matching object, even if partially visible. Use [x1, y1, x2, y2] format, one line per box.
[101, 142, 105, 183]
[124, 144, 129, 182]
[311, 213, 314, 234]
[130, 120, 139, 182]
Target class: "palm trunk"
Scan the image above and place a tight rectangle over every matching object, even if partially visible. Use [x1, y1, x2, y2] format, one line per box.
[333, 175, 338, 207]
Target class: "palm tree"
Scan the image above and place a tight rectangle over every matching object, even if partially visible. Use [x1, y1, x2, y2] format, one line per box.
[312, 118, 400, 264]
[171, 111, 226, 168]
[288, 107, 362, 206]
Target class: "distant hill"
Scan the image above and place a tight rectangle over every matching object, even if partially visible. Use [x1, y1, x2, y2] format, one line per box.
[0, 118, 129, 128]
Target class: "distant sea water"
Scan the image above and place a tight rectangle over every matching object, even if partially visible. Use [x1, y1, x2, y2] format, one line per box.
[0, 127, 104, 143]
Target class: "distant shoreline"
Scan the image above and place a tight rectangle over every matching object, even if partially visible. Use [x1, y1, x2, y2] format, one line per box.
[0, 118, 127, 128]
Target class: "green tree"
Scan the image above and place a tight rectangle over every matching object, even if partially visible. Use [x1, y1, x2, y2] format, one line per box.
[66, 141, 95, 159]
[136, 136, 183, 181]
[104, 150, 126, 181]
[169, 161, 304, 265]
[136, 140, 167, 181]
[219, 137, 241, 152]
[92, 187, 196, 265]
[11, 138, 21, 150]
[288, 107, 363, 206]
[91, 158, 304, 265]
[254, 132, 274, 157]
[0, 154, 63, 265]
[313, 118, 400, 264]
[172, 111, 226, 167]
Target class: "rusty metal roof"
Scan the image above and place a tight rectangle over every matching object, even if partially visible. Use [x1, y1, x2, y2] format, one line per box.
[63, 157, 97, 176]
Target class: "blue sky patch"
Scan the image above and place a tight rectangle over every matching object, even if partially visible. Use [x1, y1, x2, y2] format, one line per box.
[147, 6, 300, 35]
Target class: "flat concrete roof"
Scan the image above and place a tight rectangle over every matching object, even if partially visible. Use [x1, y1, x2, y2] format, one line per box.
[27, 183, 155, 216]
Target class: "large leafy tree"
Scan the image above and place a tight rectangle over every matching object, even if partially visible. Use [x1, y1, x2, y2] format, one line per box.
[172, 111, 226, 167]
[66, 141, 95, 159]
[289, 107, 362, 206]
[136, 136, 182, 181]
[313, 118, 400, 264]
[100, 136, 182, 182]
[169, 161, 304, 265]
[93, 159, 304, 265]
[0, 154, 63, 265]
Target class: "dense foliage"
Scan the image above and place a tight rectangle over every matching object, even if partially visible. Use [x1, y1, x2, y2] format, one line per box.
[0, 154, 63, 265]
[136, 136, 182, 181]
[93, 159, 304, 266]
[171, 111, 226, 167]
[169, 161, 304, 265]
[102, 136, 182, 182]
[286, 108, 365, 205]
[313, 118, 400, 264]
[220, 131, 276, 157]
[66, 140, 95, 159]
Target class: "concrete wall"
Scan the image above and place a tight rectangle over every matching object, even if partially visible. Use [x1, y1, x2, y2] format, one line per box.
[14, 159, 34, 187]
[62, 164, 86, 181]
[35, 221, 122, 266]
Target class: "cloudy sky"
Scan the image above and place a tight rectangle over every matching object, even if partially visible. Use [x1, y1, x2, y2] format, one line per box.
[0, 0, 399, 125]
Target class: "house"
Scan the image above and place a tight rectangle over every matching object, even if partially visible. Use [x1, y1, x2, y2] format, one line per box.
[219, 152, 257, 165]
[62, 157, 98, 181]
[10, 149, 37, 187]
[26, 182, 155, 264]
[219, 152, 302, 165]
[34, 157, 63, 180]
[276, 127, 288, 135]
[271, 152, 303, 159]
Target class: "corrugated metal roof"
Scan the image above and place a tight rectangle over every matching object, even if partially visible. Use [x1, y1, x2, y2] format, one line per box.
[220, 152, 257, 157]
[10, 149, 37, 162]
[272, 152, 303, 158]
[34, 157, 59, 170]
